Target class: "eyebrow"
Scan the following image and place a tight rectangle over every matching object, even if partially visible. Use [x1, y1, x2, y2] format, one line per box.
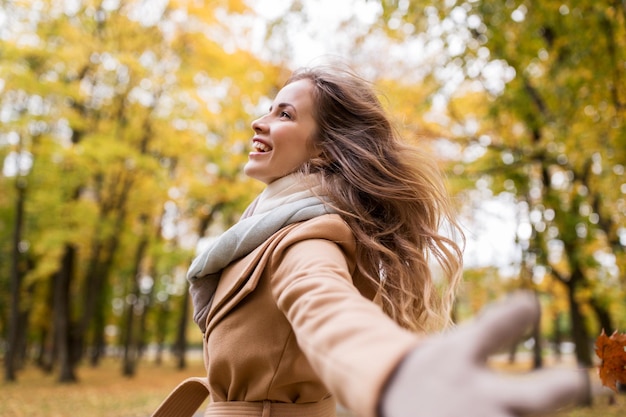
[269, 102, 297, 115]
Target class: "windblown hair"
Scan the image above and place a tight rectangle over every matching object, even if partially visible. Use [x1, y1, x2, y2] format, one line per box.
[287, 64, 464, 332]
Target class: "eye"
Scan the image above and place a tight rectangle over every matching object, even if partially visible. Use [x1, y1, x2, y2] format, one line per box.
[279, 111, 292, 119]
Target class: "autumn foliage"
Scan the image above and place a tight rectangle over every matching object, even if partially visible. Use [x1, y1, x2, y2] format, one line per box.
[595, 330, 626, 392]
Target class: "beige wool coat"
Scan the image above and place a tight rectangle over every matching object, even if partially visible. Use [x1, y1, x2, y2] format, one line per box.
[156, 214, 421, 417]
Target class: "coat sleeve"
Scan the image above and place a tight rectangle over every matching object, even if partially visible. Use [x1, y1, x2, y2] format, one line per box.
[270, 234, 421, 417]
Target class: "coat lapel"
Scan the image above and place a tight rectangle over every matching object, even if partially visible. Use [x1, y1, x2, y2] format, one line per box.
[204, 223, 299, 334]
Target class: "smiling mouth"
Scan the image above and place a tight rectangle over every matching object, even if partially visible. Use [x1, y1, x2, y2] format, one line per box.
[252, 140, 272, 153]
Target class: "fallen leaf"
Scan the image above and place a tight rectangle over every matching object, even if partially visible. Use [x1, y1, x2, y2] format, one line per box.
[595, 329, 626, 392]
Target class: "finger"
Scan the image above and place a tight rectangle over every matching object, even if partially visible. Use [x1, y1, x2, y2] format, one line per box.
[468, 291, 540, 361]
[500, 368, 590, 414]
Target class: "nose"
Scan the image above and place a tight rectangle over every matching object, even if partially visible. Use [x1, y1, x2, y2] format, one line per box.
[251, 116, 267, 133]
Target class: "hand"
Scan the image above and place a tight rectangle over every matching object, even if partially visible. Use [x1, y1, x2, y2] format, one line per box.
[380, 292, 590, 417]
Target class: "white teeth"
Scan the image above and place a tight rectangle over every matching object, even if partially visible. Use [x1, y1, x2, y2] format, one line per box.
[253, 141, 272, 152]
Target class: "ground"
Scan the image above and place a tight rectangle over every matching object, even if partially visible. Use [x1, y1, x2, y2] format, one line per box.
[0, 355, 623, 417]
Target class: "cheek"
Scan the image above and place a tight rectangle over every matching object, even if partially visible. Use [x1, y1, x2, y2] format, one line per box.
[285, 136, 315, 163]
[299, 139, 319, 165]
[284, 146, 312, 170]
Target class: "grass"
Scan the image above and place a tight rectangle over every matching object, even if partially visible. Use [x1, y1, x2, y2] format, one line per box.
[488, 354, 626, 417]
[0, 354, 623, 417]
[0, 357, 208, 417]
[553, 395, 625, 417]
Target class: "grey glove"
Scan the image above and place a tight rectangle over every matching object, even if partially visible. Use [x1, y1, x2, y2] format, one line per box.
[380, 292, 590, 417]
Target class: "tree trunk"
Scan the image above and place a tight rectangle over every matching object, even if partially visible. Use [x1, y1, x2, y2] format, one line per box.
[54, 244, 78, 383]
[78, 175, 133, 364]
[36, 278, 57, 373]
[137, 290, 153, 360]
[5, 176, 27, 382]
[78, 230, 123, 363]
[552, 312, 562, 362]
[16, 307, 30, 369]
[35, 328, 52, 372]
[154, 301, 169, 366]
[567, 280, 592, 366]
[173, 288, 190, 370]
[78, 239, 107, 359]
[588, 296, 613, 335]
[121, 294, 138, 377]
[122, 233, 149, 377]
[89, 309, 106, 367]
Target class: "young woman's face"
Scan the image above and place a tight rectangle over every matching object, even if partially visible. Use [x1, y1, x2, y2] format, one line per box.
[244, 79, 318, 184]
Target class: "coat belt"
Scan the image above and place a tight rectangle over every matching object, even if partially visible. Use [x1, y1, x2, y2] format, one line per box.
[204, 397, 336, 417]
[151, 376, 336, 417]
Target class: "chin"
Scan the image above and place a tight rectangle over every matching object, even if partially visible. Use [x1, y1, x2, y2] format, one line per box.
[243, 169, 268, 184]
[242, 164, 256, 179]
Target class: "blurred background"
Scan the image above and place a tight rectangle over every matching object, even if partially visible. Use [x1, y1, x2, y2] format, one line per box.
[0, 0, 624, 414]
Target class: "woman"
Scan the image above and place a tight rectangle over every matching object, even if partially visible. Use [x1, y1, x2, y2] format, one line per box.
[154, 64, 589, 417]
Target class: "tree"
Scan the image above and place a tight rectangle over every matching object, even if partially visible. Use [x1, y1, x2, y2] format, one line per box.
[0, 0, 287, 382]
[5, 146, 28, 382]
[374, 0, 626, 365]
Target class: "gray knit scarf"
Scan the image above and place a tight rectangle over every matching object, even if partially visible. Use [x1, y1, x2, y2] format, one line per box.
[188, 174, 333, 332]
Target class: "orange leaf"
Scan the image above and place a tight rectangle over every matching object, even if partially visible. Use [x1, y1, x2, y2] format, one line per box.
[595, 329, 626, 392]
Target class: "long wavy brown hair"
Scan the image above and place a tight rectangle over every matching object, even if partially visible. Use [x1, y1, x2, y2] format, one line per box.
[287, 64, 464, 332]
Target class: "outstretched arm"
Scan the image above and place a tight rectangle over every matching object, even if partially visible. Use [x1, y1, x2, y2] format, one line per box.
[380, 292, 590, 417]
